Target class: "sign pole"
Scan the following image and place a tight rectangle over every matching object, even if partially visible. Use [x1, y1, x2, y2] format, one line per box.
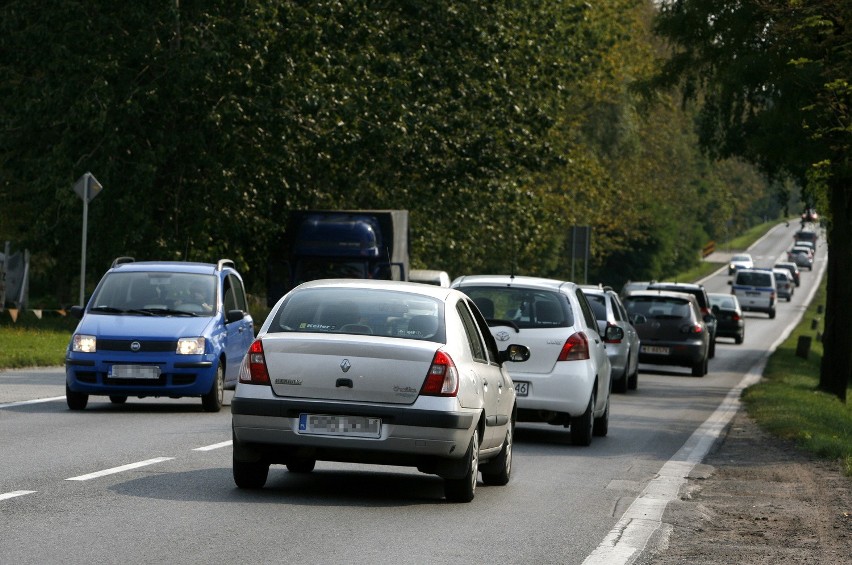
[73, 172, 103, 307]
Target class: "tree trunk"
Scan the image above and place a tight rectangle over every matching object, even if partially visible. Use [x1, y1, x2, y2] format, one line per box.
[819, 176, 852, 402]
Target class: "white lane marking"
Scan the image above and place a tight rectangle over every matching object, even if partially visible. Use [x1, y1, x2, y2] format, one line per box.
[193, 440, 232, 451]
[65, 457, 174, 481]
[585, 240, 826, 565]
[0, 396, 66, 409]
[0, 490, 37, 501]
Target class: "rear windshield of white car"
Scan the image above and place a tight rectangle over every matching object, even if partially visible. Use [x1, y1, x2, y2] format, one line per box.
[735, 271, 774, 287]
[624, 296, 693, 320]
[455, 287, 572, 328]
[266, 288, 446, 342]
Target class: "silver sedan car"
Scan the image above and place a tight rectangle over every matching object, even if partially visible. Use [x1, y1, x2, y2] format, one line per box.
[581, 285, 641, 393]
[231, 279, 530, 502]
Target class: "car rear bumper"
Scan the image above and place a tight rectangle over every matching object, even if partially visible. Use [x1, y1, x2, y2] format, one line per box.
[231, 388, 479, 463]
[638, 340, 705, 367]
[506, 364, 595, 416]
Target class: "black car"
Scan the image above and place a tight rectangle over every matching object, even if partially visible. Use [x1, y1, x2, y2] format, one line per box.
[646, 282, 717, 358]
[623, 290, 711, 377]
[708, 292, 745, 344]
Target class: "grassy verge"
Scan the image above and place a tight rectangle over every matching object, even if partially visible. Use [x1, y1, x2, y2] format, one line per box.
[742, 275, 852, 476]
[0, 311, 75, 368]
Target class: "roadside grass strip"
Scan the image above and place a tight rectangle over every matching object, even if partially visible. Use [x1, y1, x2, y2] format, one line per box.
[66, 457, 174, 481]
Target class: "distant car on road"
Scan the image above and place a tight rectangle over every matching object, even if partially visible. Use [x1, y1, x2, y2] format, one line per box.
[731, 268, 777, 318]
[728, 253, 754, 275]
[774, 261, 801, 287]
[646, 282, 717, 358]
[582, 285, 640, 393]
[231, 279, 530, 502]
[787, 246, 814, 271]
[709, 293, 745, 345]
[772, 268, 794, 302]
[623, 290, 711, 377]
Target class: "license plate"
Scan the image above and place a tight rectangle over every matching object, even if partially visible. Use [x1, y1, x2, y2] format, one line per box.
[641, 345, 670, 355]
[746, 291, 761, 296]
[514, 381, 529, 396]
[109, 365, 161, 379]
[298, 414, 381, 438]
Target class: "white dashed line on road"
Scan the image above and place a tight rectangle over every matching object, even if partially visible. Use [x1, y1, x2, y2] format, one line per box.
[65, 457, 174, 481]
[193, 440, 232, 451]
[0, 396, 66, 409]
[0, 490, 37, 501]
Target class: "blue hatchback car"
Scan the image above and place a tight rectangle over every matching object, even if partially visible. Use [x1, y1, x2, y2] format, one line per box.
[65, 258, 254, 411]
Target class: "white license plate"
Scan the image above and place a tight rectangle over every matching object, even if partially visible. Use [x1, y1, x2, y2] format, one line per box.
[298, 414, 381, 438]
[641, 345, 670, 355]
[109, 365, 161, 379]
[514, 381, 529, 396]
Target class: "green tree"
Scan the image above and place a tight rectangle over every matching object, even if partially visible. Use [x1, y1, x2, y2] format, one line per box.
[652, 0, 852, 400]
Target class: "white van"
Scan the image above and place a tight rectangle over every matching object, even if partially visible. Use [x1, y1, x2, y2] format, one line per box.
[731, 268, 777, 318]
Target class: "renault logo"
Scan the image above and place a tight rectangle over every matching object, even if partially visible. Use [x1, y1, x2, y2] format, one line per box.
[130, 341, 141, 352]
[340, 359, 351, 373]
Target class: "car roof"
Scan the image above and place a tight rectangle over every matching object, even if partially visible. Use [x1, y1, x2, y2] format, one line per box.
[109, 260, 229, 276]
[623, 289, 699, 303]
[294, 278, 457, 300]
[452, 274, 578, 292]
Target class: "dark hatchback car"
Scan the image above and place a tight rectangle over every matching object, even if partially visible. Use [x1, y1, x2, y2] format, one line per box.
[623, 290, 710, 377]
[708, 292, 745, 345]
[646, 282, 717, 358]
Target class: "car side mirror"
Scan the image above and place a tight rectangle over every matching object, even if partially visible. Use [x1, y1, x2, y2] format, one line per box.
[70, 305, 85, 320]
[226, 309, 245, 324]
[605, 325, 624, 341]
[499, 343, 531, 364]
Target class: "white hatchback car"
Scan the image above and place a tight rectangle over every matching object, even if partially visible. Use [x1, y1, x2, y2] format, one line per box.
[231, 279, 530, 502]
[451, 275, 615, 446]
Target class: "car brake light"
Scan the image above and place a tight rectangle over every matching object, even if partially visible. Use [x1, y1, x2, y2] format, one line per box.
[680, 323, 703, 335]
[604, 323, 622, 344]
[558, 332, 590, 361]
[420, 350, 459, 396]
[239, 339, 270, 385]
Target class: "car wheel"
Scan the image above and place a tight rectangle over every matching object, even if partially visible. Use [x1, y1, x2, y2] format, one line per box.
[692, 356, 708, 377]
[627, 367, 638, 390]
[613, 365, 628, 394]
[735, 331, 744, 345]
[769, 309, 776, 319]
[709, 340, 716, 359]
[787, 296, 792, 302]
[233, 458, 269, 489]
[286, 459, 316, 473]
[109, 395, 127, 404]
[593, 390, 609, 437]
[444, 432, 479, 503]
[66, 384, 88, 410]
[201, 363, 225, 413]
[481, 422, 513, 486]
[571, 391, 595, 446]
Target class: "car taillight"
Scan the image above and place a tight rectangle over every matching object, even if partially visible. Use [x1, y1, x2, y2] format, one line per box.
[420, 350, 459, 397]
[558, 332, 590, 361]
[680, 323, 704, 335]
[604, 323, 622, 344]
[239, 339, 270, 386]
[732, 313, 741, 321]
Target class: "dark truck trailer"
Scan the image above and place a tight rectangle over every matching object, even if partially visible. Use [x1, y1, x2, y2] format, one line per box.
[267, 210, 410, 306]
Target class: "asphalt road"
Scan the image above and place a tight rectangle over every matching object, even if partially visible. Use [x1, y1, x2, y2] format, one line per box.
[0, 221, 825, 565]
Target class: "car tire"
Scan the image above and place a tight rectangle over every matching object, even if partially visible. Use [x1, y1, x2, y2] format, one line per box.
[692, 356, 708, 377]
[627, 367, 638, 390]
[593, 390, 609, 437]
[613, 365, 628, 394]
[201, 363, 225, 413]
[109, 395, 127, 404]
[233, 458, 269, 489]
[481, 423, 513, 486]
[735, 331, 744, 345]
[286, 459, 316, 473]
[709, 340, 716, 359]
[66, 384, 88, 410]
[444, 432, 479, 503]
[570, 391, 595, 446]
[769, 309, 776, 319]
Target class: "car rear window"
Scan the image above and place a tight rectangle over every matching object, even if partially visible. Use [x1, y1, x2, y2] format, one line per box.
[585, 293, 607, 321]
[647, 284, 708, 309]
[624, 296, 693, 320]
[736, 271, 774, 286]
[457, 286, 573, 328]
[267, 288, 446, 342]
